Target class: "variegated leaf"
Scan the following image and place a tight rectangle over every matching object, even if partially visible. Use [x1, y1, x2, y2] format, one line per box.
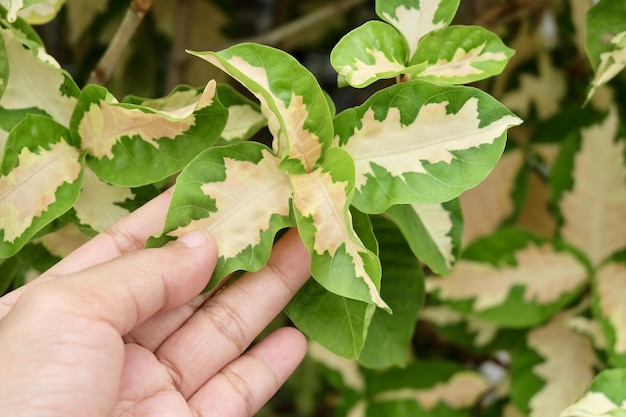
[411, 26, 514, 85]
[286, 279, 376, 359]
[71, 80, 227, 187]
[148, 142, 294, 286]
[72, 168, 133, 233]
[0, 24, 79, 144]
[37, 222, 90, 258]
[367, 361, 490, 415]
[419, 305, 500, 349]
[510, 309, 596, 417]
[0, 0, 63, 24]
[560, 369, 626, 417]
[559, 108, 626, 267]
[585, 0, 626, 102]
[292, 147, 388, 310]
[594, 260, 626, 367]
[384, 199, 461, 275]
[376, 0, 460, 61]
[426, 230, 588, 327]
[0, 115, 83, 258]
[190, 43, 334, 174]
[330, 21, 415, 89]
[333, 80, 522, 213]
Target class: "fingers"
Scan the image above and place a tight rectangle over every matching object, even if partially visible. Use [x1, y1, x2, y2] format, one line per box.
[11, 229, 218, 336]
[189, 327, 307, 417]
[154, 228, 311, 399]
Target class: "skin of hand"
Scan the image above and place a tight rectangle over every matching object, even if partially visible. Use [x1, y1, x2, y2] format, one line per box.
[0, 188, 312, 417]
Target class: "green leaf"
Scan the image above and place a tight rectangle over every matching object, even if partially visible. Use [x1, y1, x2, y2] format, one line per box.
[559, 369, 626, 417]
[148, 141, 294, 287]
[0, 114, 84, 258]
[585, 0, 626, 101]
[358, 215, 424, 369]
[333, 80, 522, 213]
[376, 0, 460, 61]
[384, 199, 462, 275]
[411, 26, 515, 85]
[190, 43, 334, 174]
[1, 0, 64, 24]
[330, 21, 411, 88]
[286, 278, 376, 359]
[71, 81, 227, 187]
[427, 229, 589, 327]
[291, 147, 389, 310]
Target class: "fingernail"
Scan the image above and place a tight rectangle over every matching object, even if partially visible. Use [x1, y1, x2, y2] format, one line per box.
[178, 230, 209, 248]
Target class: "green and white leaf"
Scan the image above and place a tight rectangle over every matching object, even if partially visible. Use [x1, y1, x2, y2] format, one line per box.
[0, 24, 78, 147]
[292, 147, 388, 310]
[411, 26, 515, 85]
[376, 0, 460, 61]
[560, 369, 626, 417]
[384, 199, 462, 275]
[148, 142, 294, 286]
[286, 278, 376, 359]
[594, 260, 626, 367]
[333, 80, 522, 213]
[585, 0, 626, 102]
[330, 21, 418, 89]
[190, 43, 334, 174]
[426, 229, 589, 327]
[510, 309, 597, 417]
[71, 80, 227, 187]
[0, 0, 64, 24]
[0, 115, 83, 258]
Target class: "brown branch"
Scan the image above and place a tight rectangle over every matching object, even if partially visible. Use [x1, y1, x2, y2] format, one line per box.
[234, 0, 367, 49]
[87, 0, 153, 86]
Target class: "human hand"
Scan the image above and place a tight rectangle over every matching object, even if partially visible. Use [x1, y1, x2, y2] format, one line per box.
[0, 189, 312, 417]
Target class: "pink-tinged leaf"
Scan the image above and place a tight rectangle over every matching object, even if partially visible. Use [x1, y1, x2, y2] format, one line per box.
[291, 147, 389, 310]
[560, 108, 626, 267]
[334, 81, 522, 212]
[150, 142, 294, 284]
[190, 44, 333, 174]
[0, 115, 83, 258]
[73, 168, 133, 232]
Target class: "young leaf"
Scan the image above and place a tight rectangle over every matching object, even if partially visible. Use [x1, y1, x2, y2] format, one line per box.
[286, 279, 376, 360]
[0, 0, 64, 24]
[585, 0, 626, 102]
[71, 80, 228, 187]
[411, 26, 515, 85]
[190, 43, 334, 174]
[558, 108, 626, 267]
[334, 80, 522, 213]
[292, 147, 389, 310]
[560, 369, 626, 417]
[358, 215, 424, 369]
[0, 115, 83, 258]
[426, 229, 589, 327]
[384, 199, 462, 275]
[376, 0, 460, 61]
[330, 20, 412, 89]
[148, 142, 294, 285]
[510, 310, 596, 417]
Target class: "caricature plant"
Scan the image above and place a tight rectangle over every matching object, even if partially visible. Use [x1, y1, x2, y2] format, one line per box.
[7, 0, 626, 416]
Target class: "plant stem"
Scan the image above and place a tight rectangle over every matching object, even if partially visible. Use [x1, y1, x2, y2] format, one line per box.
[87, 0, 153, 86]
[165, 0, 194, 92]
[236, 0, 367, 48]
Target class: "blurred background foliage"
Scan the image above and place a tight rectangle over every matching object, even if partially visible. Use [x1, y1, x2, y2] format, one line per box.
[25, 0, 626, 415]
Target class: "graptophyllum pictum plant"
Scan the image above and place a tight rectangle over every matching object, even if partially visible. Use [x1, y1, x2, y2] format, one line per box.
[0, 0, 520, 376]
